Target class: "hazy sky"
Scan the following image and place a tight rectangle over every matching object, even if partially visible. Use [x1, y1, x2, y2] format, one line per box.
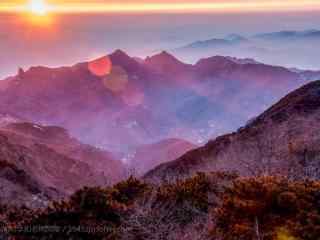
[1, 1, 320, 78]
[2, 0, 320, 13]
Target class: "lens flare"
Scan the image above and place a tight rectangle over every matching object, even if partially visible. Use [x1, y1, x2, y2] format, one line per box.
[88, 56, 112, 77]
[103, 66, 128, 93]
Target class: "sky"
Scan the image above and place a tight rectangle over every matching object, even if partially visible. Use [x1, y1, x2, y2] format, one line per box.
[1, 0, 320, 13]
[0, 0, 320, 78]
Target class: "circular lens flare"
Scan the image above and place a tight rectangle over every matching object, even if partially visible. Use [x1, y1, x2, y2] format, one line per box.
[88, 56, 112, 77]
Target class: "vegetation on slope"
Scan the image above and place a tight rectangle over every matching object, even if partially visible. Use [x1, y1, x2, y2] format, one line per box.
[211, 176, 320, 240]
[1, 173, 320, 239]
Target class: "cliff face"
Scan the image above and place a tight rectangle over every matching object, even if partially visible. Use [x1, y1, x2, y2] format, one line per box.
[0, 120, 125, 208]
[145, 80, 320, 182]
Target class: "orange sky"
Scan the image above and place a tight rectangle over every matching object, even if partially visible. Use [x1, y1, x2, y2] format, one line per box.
[1, 0, 320, 13]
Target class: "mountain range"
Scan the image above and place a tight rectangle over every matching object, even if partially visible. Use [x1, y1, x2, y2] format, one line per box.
[173, 29, 320, 70]
[0, 50, 319, 158]
[254, 29, 320, 41]
[1, 50, 320, 206]
[178, 30, 320, 51]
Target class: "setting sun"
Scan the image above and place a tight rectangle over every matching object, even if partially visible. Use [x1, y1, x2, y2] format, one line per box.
[28, 0, 49, 15]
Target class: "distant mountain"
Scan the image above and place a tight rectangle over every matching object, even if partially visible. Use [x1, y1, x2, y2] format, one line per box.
[145, 80, 320, 182]
[183, 39, 233, 49]
[0, 50, 319, 156]
[254, 30, 320, 41]
[225, 34, 248, 42]
[177, 34, 248, 51]
[176, 30, 320, 52]
[0, 118, 125, 207]
[173, 29, 320, 69]
[128, 138, 197, 175]
[224, 56, 261, 65]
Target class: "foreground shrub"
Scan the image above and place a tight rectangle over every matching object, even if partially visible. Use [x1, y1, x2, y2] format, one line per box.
[14, 177, 148, 240]
[118, 172, 237, 240]
[111, 176, 150, 205]
[2, 173, 320, 240]
[211, 176, 320, 240]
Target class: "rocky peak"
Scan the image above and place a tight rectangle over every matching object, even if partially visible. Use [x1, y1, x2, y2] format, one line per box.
[108, 49, 141, 73]
[145, 51, 192, 73]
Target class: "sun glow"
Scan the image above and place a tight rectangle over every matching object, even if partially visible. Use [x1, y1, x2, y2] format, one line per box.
[0, 1, 320, 14]
[48, 1, 320, 13]
[22, 0, 55, 27]
[28, 0, 49, 16]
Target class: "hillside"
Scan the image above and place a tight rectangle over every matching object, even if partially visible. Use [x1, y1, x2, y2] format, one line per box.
[128, 138, 197, 175]
[0, 119, 125, 207]
[146, 80, 320, 182]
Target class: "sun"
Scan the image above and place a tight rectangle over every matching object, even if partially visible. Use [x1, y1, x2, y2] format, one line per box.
[24, 0, 54, 27]
[28, 0, 49, 16]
